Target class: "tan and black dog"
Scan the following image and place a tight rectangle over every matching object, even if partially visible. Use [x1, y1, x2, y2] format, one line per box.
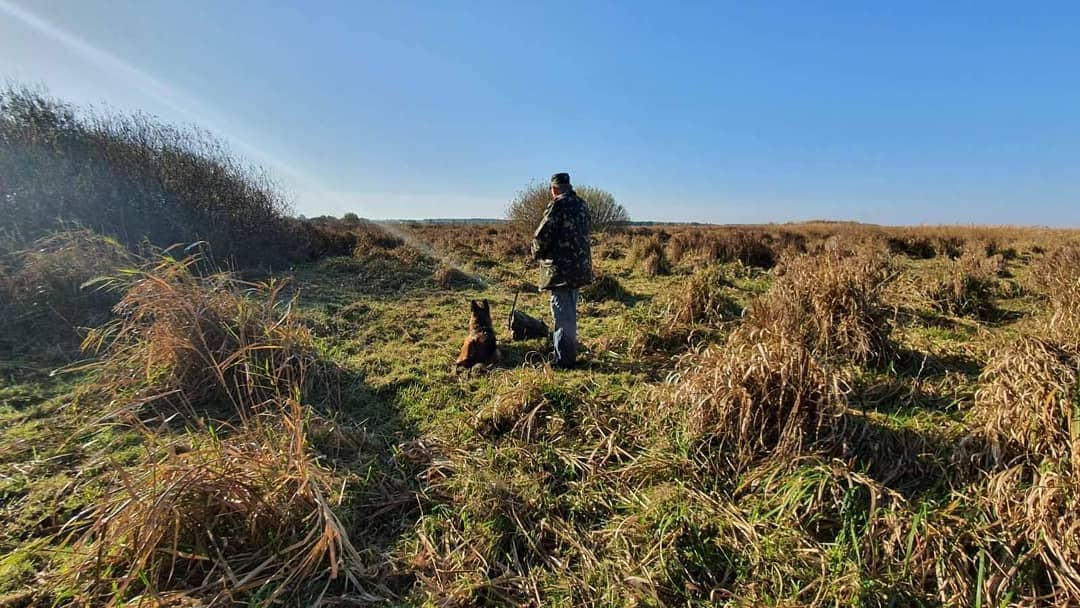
[455, 299, 498, 368]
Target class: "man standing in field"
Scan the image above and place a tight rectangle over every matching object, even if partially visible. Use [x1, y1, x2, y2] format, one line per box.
[532, 172, 593, 369]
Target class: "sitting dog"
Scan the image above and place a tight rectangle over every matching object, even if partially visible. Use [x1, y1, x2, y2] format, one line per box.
[455, 299, 498, 368]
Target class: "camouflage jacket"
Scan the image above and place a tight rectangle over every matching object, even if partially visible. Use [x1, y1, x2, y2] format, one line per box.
[532, 190, 593, 290]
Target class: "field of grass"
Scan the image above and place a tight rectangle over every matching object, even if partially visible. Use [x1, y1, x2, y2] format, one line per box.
[2, 220, 1079, 607]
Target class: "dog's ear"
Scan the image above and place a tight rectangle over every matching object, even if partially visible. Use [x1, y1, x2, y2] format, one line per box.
[470, 300, 480, 313]
[481, 299, 490, 310]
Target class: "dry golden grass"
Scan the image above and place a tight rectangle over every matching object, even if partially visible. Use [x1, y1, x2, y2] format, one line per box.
[65, 407, 377, 604]
[921, 250, 1003, 319]
[433, 264, 472, 289]
[627, 235, 670, 277]
[80, 252, 318, 419]
[750, 244, 895, 366]
[13, 220, 1080, 606]
[0, 229, 133, 351]
[52, 252, 385, 604]
[970, 336, 1078, 469]
[670, 328, 848, 473]
[1031, 245, 1080, 349]
[660, 263, 741, 326]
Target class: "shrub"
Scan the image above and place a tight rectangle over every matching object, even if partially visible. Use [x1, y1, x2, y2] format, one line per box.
[577, 185, 629, 232]
[1, 84, 310, 268]
[505, 180, 629, 233]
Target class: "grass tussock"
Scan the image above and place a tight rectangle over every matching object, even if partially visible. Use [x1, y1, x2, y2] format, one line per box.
[580, 272, 634, 303]
[661, 263, 742, 326]
[65, 412, 375, 604]
[671, 330, 848, 472]
[433, 265, 474, 290]
[923, 250, 1003, 319]
[628, 236, 670, 277]
[969, 336, 1078, 469]
[751, 245, 895, 366]
[82, 253, 318, 418]
[949, 333, 1080, 605]
[1032, 245, 1080, 348]
[668, 228, 780, 268]
[0, 229, 133, 353]
[51, 251, 392, 604]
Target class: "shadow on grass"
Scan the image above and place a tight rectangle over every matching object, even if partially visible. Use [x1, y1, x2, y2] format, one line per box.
[892, 347, 982, 381]
[497, 340, 551, 368]
[306, 366, 428, 597]
[838, 411, 960, 500]
[853, 377, 959, 415]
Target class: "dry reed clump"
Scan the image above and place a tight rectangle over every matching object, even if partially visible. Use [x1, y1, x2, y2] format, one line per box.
[81, 253, 318, 418]
[628, 236, 669, 277]
[666, 229, 779, 269]
[972, 464, 1080, 604]
[58, 251, 387, 604]
[749, 245, 895, 366]
[580, 272, 635, 303]
[1031, 245, 1080, 348]
[957, 334, 1080, 604]
[433, 264, 472, 289]
[660, 263, 742, 326]
[886, 232, 964, 259]
[706, 229, 778, 268]
[1, 229, 133, 350]
[968, 336, 1078, 470]
[922, 250, 1002, 319]
[65, 409, 378, 604]
[669, 329, 849, 473]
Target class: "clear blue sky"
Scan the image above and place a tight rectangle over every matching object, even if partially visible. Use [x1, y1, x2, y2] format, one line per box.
[3, 1, 1079, 225]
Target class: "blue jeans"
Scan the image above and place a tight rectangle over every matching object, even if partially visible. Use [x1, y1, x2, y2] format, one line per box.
[550, 287, 579, 366]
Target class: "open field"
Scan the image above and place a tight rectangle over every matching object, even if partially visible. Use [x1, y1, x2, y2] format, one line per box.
[5, 84, 1080, 607]
[3, 219, 1080, 607]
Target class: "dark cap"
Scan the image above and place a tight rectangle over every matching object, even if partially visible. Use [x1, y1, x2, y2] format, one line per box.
[550, 172, 571, 186]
